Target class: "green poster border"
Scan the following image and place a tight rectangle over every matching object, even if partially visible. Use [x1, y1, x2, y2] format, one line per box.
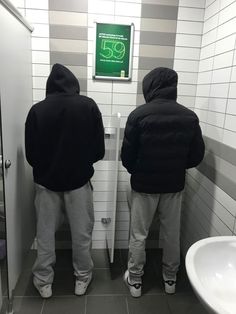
[93, 22, 134, 81]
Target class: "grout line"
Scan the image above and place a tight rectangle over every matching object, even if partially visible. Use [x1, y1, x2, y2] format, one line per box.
[40, 300, 45, 314]
[84, 295, 87, 314]
[125, 296, 130, 314]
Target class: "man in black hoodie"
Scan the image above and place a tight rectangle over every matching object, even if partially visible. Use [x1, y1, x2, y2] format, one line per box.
[25, 64, 105, 298]
[121, 67, 205, 297]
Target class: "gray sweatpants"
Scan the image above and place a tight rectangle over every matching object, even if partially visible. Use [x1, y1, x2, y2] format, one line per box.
[33, 182, 94, 286]
[128, 190, 182, 281]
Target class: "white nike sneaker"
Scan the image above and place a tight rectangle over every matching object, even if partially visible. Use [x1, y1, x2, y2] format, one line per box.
[124, 270, 142, 298]
[163, 274, 176, 294]
[33, 279, 52, 298]
[75, 273, 92, 296]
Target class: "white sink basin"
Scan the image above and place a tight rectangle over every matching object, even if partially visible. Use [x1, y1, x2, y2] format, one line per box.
[185, 236, 236, 314]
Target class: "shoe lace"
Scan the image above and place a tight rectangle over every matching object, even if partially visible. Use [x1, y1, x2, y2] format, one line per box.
[165, 280, 175, 286]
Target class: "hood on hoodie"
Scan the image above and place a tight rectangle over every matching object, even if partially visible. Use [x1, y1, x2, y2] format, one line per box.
[46, 63, 80, 96]
[142, 67, 178, 103]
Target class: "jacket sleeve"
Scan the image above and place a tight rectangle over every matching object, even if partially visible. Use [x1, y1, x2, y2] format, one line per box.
[25, 108, 37, 167]
[92, 102, 105, 163]
[186, 121, 205, 169]
[121, 115, 139, 174]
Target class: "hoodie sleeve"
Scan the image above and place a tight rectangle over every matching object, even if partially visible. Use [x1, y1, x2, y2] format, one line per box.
[25, 108, 37, 167]
[121, 115, 139, 174]
[91, 102, 105, 163]
[186, 120, 205, 169]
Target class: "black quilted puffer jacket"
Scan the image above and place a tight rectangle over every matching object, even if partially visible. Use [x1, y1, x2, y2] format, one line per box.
[121, 67, 205, 194]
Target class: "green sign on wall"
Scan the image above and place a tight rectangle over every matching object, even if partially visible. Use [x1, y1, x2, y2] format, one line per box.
[93, 23, 134, 80]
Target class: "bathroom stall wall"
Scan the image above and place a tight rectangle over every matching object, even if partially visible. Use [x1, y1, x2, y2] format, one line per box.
[12, 0, 180, 249]
[0, 0, 35, 298]
[180, 0, 236, 255]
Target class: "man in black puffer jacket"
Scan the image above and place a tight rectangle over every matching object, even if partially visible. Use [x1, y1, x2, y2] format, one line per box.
[25, 64, 105, 298]
[121, 67, 204, 297]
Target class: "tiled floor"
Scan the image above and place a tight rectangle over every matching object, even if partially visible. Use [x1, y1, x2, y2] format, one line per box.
[1, 249, 208, 314]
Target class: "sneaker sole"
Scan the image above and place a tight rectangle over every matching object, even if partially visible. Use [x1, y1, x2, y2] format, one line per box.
[123, 271, 142, 298]
[75, 277, 93, 296]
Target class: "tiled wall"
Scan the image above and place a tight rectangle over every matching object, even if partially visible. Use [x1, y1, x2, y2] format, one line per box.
[180, 0, 236, 255]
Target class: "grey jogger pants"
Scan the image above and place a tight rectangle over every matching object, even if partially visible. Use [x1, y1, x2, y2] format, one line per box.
[128, 190, 182, 281]
[33, 182, 94, 286]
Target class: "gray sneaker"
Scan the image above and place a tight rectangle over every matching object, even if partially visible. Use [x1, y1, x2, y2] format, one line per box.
[33, 279, 52, 299]
[75, 273, 92, 296]
[124, 270, 142, 298]
[163, 274, 176, 294]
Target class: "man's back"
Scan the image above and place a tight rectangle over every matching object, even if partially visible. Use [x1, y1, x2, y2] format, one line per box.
[25, 64, 105, 191]
[121, 67, 205, 193]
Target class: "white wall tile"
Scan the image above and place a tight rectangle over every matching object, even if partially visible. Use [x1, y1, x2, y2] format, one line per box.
[31, 24, 49, 37]
[32, 64, 50, 76]
[223, 129, 236, 148]
[50, 39, 87, 53]
[112, 105, 135, 117]
[212, 67, 232, 83]
[113, 93, 137, 105]
[174, 60, 199, 72]
[10, 0, 24, 8]
[33, 89, 45, 101]
[205, 0, 220, 20]
[207, 111, 225, 127]
[32, 51, 50, 64]
[176, 21, 203, 35]
[220, 0, 235, 10]
[114, 16, 141, 31]
[231, 66, 236, 82]
[213, 51, 234, 69]
[203, 14, 219, 33]
[97, 104, 112, 116]
[229, 82, 236, 98]
[177, 96, 196, 108]
[179, 0, 205, 8]
[201, 28, 217, 46]
[32, 37, 49, 51]
[195, 97, 209, 110]
[113, 82, 138, 94]
[88, 1, 115, 14]
[26, 9, 48, 24]
[175, 34, 202, 48]
[26, 0, 48, 9]
[226, 99, 236, 114]
[178, 72, 198, 84]
[175, 47, 200, 60]
[196, 84, 211, 97]
[225, 114, 236, 132]
[200, 43, 215, 59]
[87, 81, 112, 93]
[194, 108, 208, 122]
[33, 77, 47, 89]
[210, 83, 229, 98]
[178, 84, 197, 96]
[208, 98, 227, 112]
[50, 11, 87, 27]
[199, 58, 214, 72]
[178, 7, 204, 22]
[115, 2, 141, 17]
[206, 0, 216, 7]
[215, 34, 236, 55]
[205, 123, 224, 141]
[217, 17, 236, 40]
[218, 1, 236, 25]
[197, 71, 212, 84]
[87, 92, 112, 104]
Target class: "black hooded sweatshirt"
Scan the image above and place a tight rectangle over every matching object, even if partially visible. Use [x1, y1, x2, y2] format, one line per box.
[121, 67, 205, 193]
[25, 64, 105, 191]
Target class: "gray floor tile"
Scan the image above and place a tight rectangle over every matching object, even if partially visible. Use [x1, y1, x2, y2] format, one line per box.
[127, 295, 171, 314]
[43, 296, 85, 314]
[13, 297, 43, 314]
[87, 269, 127, 295]
[167, 293, 209, 314]
[23, 250, 37, 270]
[14, 271, 38, 297]
[87, 296, 128, 314]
